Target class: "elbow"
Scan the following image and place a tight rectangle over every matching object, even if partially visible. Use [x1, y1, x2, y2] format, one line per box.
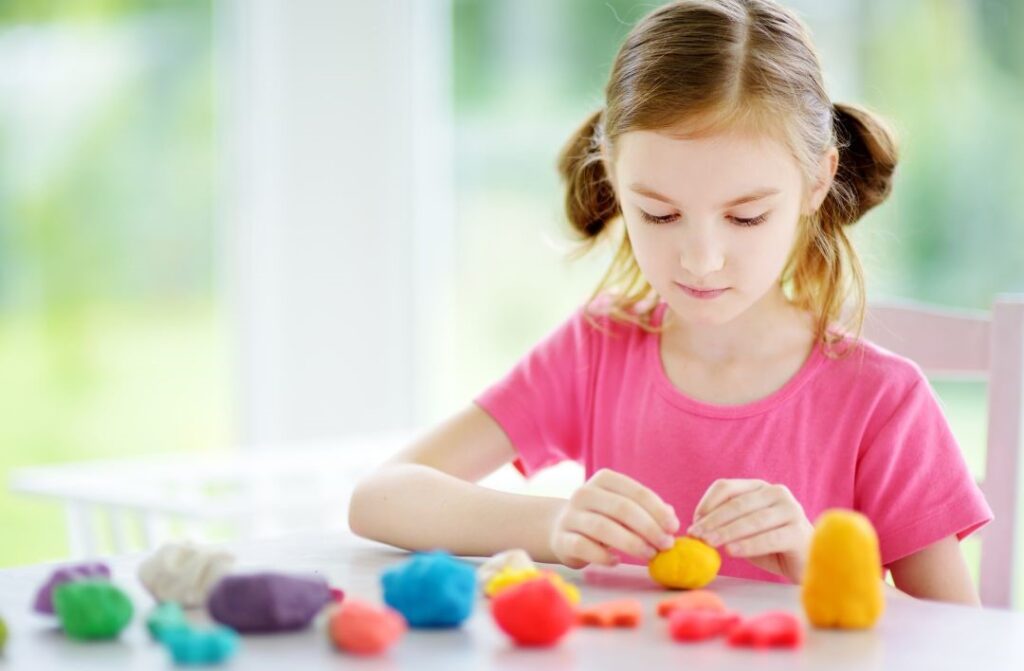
[347, 478, 377, 540]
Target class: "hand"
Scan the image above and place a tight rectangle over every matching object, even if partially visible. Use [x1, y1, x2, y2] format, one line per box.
[687, 479, 813, 583]
[548, 469, 680, 569]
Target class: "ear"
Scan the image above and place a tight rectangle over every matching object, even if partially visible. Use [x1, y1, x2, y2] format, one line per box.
[804, 146, 838, 215]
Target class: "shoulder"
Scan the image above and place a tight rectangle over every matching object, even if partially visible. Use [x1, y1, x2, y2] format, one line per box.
[820, 330, 934, 418]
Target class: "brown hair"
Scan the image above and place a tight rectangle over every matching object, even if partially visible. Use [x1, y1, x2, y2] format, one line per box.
[556, 0, 898, 356]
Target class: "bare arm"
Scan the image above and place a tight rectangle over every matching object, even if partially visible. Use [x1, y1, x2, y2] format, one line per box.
[887, 535, 981, 606]
[347, 403, 566, 562]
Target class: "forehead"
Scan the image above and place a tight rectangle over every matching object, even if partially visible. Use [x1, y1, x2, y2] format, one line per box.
[612, 128, 802, 199]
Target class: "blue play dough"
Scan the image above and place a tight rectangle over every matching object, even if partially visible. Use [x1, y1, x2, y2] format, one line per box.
[381, 551, 476, 628]
[161, 624, 240, 666]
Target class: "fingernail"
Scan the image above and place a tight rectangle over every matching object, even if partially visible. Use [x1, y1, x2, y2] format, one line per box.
[643, 547, 657, 559]
[660, 535, 675, 549]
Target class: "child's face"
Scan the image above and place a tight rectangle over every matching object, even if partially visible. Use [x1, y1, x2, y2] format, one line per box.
[608, 127, 835, 327]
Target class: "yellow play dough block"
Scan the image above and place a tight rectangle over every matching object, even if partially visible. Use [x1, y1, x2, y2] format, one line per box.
[484, 567, 580, 604]
[648, 537, 721, 589]
[801, 509, 885, 629]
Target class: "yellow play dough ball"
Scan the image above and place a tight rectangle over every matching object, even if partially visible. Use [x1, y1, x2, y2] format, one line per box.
[801, 509, 885, 629]
[648, 537, 721, 589]
[484, 567, 580, 604]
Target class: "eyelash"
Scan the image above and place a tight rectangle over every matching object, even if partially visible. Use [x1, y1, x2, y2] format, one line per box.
[638, 210, 768, 227]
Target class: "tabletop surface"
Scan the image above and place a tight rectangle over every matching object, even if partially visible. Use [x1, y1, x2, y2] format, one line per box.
[1, 531, 1022, 670]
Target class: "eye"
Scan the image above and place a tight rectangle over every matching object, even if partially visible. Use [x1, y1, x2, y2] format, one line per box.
[638, 209, 678, 225]
[731, 213, 768, 227]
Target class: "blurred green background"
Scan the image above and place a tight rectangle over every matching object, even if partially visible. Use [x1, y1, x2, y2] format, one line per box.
[0, 0, 228, 566]
[1, 0, 1021, 606]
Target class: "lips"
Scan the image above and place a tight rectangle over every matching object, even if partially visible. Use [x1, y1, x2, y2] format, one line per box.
[677, 282, 728, 293]
[675, 282, 729, 299]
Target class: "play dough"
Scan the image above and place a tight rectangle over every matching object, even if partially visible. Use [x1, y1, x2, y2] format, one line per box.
[801, 509, 885, 629]
[576, 599, 643, 628]
[33, 562, 111, 615]
[138, 542, 235, 608]
[328, 599, 406, 655]
[207, 572, 332, 633]
[491, 578, 575, 646]
[53, 580, 133, 640]
[381, 551, 476, 628]
[477, 549, 535, 589]
[484, 567, 580, 604]
[648, 537, 721, 589]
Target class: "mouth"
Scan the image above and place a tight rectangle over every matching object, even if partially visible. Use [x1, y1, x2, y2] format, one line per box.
[675, 282, 729, 298]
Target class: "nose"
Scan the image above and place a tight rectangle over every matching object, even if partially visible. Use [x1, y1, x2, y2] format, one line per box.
[678, 222, 725, 280]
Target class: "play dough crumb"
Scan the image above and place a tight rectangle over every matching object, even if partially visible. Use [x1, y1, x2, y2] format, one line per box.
[657, 590, 728, 617]
[726, 611, 804, 649]
[576, 599, 643, 628]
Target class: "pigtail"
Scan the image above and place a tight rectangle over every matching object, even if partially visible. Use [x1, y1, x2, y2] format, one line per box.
[822, 102, 899, 225]
[556, 109, 620, 248]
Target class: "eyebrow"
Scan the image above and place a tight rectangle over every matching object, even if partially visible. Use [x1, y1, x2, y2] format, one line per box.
[627, 183, 781, 208]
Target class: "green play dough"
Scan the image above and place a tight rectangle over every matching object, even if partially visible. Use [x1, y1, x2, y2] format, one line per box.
[146, 602, 188, 642]
[0, 613, 8, 652]
[53, 580, 134, 640]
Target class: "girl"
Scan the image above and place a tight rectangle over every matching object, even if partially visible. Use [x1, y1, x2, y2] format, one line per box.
[349, 0, 993, 606]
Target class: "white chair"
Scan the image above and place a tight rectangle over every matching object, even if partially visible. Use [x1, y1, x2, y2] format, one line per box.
[863, 294, 1024, 609]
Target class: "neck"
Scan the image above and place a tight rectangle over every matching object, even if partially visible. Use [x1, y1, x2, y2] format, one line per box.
[661, 285, 812, 366]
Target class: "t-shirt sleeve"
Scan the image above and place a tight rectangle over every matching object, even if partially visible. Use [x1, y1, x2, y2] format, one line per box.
[473, 305, 595, 478]
[854, 375, 994, 567]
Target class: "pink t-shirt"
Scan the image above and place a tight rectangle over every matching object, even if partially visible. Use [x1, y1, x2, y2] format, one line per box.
[474, 297, 993, 584]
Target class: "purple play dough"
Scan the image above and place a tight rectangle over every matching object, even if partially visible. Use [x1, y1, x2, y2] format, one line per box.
[33, 562, 112, 615]
[206, 572, 332, 633]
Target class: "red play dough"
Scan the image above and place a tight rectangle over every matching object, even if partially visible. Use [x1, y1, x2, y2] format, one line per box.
[727, 611, 804, 649]
[328, 599, 406, 655]
[576, 599, 643, 628]
[491, 577, 576, 646]
[657, 590, 728, 618]
[668, 608, 742, 642]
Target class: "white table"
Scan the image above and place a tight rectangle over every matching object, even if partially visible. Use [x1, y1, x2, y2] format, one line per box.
[1, 531, 1022, 670]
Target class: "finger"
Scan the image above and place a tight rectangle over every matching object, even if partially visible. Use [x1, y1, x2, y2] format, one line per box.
[723, 524, 795, 558]
[556, 530, 619, 567]
[573, 487, 675, 551]
[691, 478, 766, 523]
[592, 469, 679, 534]
[697, 504, 791, 548]
[688, 485, 780, 539]
[567, 510, 661, 560]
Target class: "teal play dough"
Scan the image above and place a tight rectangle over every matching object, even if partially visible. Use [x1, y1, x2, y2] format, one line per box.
[147, 602, 190, 642]
[161, 624, 240, 665]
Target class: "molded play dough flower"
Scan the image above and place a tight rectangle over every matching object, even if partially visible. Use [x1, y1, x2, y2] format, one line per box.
[801, 509, 885, 629]
[648, 537, 721, 589]
[484, 567, 580, 604]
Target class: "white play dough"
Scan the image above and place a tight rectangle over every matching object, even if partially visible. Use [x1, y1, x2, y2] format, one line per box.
[137, 541, 236, 608]
[476, 548, 536, 588]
